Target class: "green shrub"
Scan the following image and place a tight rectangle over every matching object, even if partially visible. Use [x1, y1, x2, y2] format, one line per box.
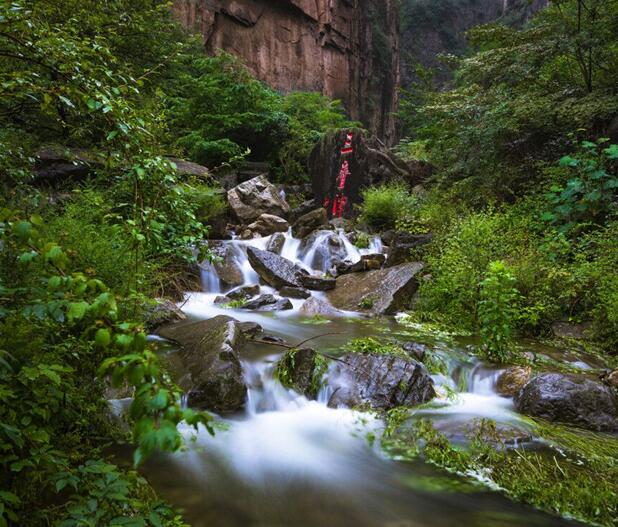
[359, 183, 416, 230]
[478, 260, 519, 362]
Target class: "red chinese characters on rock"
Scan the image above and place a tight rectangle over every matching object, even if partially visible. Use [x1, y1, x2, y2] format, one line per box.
[324, 132, 354, 218]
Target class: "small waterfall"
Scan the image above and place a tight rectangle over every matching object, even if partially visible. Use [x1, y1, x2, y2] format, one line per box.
[200, 260, 221, 294]
[466, 363, 503, 395]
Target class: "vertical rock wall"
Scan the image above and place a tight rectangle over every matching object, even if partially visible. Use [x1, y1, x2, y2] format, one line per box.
[172, 0, 401, 144]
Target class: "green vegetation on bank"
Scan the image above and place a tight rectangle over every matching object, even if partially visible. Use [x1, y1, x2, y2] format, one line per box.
[0, 0, 355, 524]
[376, 0, 618, 354]
[382, 414, 618, 527]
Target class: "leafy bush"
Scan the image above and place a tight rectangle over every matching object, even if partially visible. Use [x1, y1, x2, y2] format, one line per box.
[478, 260, 519, 362]
[359, 183, 416, 230]
[543, 140, 618, 233]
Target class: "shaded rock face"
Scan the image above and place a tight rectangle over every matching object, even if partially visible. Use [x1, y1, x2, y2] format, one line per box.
[34, 146, 102, 185]
[276, 348, 322, 399]
[173, 0, 400, 142]
[299, 274, 336, 292]
[158, 316, 247, 413]
[247, 214, 289, 236]
[515, 373, 618, 432]
[279, 286, 311, 299]
[293, 208, 329, 239]
[247, 247, 303, 289]
[326, 262, 424, 315]
[266, 232, 286, 254]
[227, 175, 290, 223]
[144, 298, 186, 331]
[385, 233, 433, 268]
[328, 353, 435, 410]
[309, 129, 413, 218]
[224, 284, 260, 302]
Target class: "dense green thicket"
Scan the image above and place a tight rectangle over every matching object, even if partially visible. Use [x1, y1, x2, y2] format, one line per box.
[389, 0, 618, 352]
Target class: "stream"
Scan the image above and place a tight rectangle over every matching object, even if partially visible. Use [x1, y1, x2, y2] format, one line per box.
[145, 231, 589, 527]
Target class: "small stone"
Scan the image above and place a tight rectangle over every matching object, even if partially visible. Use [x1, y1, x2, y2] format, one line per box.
[300, 274, 337, 291]
[496, 366, 532, 397]
[240, 294, 293, 312]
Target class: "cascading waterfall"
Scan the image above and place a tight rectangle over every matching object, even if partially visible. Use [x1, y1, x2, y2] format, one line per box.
[146, 228, 577, 527]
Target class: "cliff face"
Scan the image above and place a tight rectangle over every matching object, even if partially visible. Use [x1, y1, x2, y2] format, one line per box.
[173, 0, 400, 144]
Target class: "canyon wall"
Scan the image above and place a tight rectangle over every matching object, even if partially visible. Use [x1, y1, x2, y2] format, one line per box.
[172, 1, 548, 143]
[173, 0, 400, 144]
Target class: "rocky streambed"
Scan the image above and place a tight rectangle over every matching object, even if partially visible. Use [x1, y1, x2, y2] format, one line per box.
[137, 175, 617, 527]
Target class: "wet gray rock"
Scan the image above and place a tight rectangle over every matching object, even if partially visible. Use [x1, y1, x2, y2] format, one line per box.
[279, 286, 311, 299]
[225, 284, 260, 301]
[327, 353, 435, 410]
[247, 213, 289, 236]
[240, 294, 293, 312]
[266, 232, 286, 254]
[238, 321, 263, 338]
[401, 342, 428, 362]
[551, 321, 592, 340]
[515, 373, 618, 432]
[299, 274, 337, 291]
[299, 297, 342, 318]
[292, 208, 329, 239]
[247, 246, 303, 288]
[326, 262, 424, 315]
[227, 175, 290, 223]
[144, 298, 186, 331]
[158, 316, 247, 413]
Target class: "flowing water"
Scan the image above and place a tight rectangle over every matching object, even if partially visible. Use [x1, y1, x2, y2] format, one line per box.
[145, 231, 587, 527]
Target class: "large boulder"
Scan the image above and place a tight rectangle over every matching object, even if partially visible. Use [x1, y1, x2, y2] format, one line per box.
[327, 353, 435, 410]
[227, 175, 290, 223]
[515, 373, 618, 432]
[247, 247, 303, 288]
[292, 208, 329, 239]
[309, 129, 413, 219]
[247, 214, 289, 236]
[326, 262, 424, 315]
[157, 316, 247, 413]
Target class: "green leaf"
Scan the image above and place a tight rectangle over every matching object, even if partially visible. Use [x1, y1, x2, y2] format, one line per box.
[95, 328, 112, 348]
[603, 144, 618, 159]
[67, 301, 89, 323]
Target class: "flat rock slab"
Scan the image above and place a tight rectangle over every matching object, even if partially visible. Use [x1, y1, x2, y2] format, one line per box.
[326, 262, 424, 315]
[158, 316, 247, 413]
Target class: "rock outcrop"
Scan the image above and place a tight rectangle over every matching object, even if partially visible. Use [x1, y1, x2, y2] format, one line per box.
[292, 208, 329, 239]
[247, 214, 289, 236]
[327, 353, 435, 410]
[247, 247, 303, 289]
[515, 373, 618, 432]
[173, 0, 401, 142]
[158, 316, 247, 413]
[309, 129, 414, 218]
[227, 175, 290, 223]
[326, 262, 424, 315]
